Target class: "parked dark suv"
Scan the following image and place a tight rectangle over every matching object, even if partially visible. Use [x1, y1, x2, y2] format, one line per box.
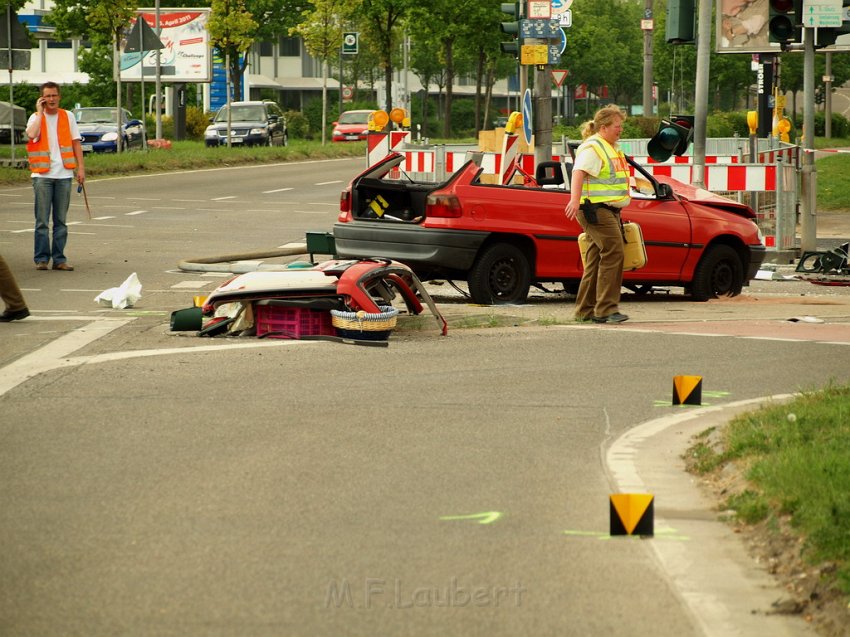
[204, 100, 288, 147]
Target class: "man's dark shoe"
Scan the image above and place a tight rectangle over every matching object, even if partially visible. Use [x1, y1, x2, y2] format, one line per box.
[591, 312, 629, 324]
[36, 262, 48, 270]
[52, 263, 74, 271]
[0, 307, 30, 322]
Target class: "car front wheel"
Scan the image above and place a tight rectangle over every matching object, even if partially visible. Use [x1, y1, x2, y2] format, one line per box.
[468, 243, 531, 305]
[689, 244, 744, 301]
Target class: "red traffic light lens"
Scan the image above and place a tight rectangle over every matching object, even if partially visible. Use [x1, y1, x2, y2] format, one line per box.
[769, 0, 793, 11]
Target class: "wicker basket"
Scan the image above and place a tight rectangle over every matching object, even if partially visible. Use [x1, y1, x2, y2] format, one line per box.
[330, 306, 398, 340]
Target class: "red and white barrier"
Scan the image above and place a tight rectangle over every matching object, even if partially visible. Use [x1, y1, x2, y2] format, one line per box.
[633, 164, 777, 192]
[499, 134, 520, 184]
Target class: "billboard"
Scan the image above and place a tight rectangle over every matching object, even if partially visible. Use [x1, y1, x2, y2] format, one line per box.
[120, 9, 212, 83]
[716, 0, 778, 53]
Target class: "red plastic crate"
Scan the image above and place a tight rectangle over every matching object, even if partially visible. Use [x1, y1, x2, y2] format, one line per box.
[255, 305, 335, 339]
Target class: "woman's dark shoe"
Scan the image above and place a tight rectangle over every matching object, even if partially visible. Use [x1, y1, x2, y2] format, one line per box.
[0, 307, 30, 322]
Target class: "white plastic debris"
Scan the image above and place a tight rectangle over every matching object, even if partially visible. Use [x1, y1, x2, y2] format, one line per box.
[94, 272, 143, 309]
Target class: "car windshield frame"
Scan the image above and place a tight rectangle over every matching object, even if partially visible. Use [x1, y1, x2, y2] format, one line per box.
[216, 105, 267, 123]
[75, 108, 120, 125]
[338, 111, 372, 125]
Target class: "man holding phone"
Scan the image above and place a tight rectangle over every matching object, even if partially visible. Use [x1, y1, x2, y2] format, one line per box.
[25, 81, 85, 271]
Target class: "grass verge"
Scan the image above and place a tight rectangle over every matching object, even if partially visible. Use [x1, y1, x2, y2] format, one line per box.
[686, 381, 850, 594]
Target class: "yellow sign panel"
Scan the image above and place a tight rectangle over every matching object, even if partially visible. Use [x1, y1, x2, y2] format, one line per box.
[776, 95, 786, 109]
[521, 44, 548, 66]
[610, 493, 654, 536]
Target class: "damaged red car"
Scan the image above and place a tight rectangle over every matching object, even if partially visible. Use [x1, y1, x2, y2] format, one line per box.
[333, 153, 767, 305]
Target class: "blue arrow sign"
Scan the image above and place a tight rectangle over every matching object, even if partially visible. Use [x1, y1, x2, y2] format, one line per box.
[522, 89, 533, 145]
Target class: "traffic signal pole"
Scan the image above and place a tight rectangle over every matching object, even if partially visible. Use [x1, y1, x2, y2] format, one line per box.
[800, 27, 817, 252]
[690, 0, 712, 187]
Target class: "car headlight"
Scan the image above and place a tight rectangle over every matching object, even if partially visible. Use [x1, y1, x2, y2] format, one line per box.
[101, 132, 118, 142]
[204, 127, 217, 138]
[250, 127, 267, 135]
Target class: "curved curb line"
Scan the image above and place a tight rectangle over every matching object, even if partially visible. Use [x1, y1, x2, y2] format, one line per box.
[605, 396, 819, 637]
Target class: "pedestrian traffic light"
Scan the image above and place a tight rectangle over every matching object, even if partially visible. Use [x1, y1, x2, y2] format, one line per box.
[500, 2, 521, 56]
[647, 116, 694, 162]
[768, 0, 801, 44]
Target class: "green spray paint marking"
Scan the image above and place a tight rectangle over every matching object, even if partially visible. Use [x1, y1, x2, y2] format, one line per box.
[440, 511, 503, 525]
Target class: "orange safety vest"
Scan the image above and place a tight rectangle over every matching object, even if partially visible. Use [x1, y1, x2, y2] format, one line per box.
[27, 110, 77, 173]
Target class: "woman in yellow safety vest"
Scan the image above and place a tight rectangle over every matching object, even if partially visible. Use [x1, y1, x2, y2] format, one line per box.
[565, 105, 630, 324]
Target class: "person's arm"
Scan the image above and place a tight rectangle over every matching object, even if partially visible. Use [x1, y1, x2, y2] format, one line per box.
[26, 97, 45, 141]
[72, 139, 85, 185]
[565, 168, 588, 220]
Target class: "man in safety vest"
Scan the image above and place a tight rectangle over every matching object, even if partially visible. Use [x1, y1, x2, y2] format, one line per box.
[564, 105, 630, 324]
[26, 81, 85, 271]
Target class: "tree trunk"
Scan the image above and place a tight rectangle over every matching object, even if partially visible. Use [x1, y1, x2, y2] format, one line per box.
[442, 39, 453, 138]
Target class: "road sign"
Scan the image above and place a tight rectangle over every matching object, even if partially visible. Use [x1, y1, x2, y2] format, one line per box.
[802, 0, 843, 27]
[521, 18, 561, 38]
[551, 69, 569, 87]
[341, 86, 353, 101]
[551, 0, 575, 15]
[528, 0, 552, 19]
[558, 10, 573, 27]
[342, 32, 359, 55]
[123, 16, 165, 53]
[522, 89, 533, 145]
[0, 6, 32, 70]
[558, 26, 567, 54]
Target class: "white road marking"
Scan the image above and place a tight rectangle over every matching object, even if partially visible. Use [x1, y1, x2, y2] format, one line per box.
[173, 199, 207, 202]
[171, 280, 212, 289]
[211, 196, 236, 201]
[263, 187, 294, 193]
[125, 210, 148, 216]
[308, 202, 340, 206]
[11, 228, 33, 233]
[92, 216, 116, 220]
[293, 210, 328, 214]
[152, 206, 187, 210]
[0, 319, 319, 399]
[315, 180, 342, 186]
[0, 193, 22, 198]
[0, 318, 132, 396]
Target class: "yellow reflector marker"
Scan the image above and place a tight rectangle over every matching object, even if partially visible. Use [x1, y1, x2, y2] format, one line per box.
[673, 374, 702, 405]
[610, 493, 654, 536]
[505, 111, 522, 134]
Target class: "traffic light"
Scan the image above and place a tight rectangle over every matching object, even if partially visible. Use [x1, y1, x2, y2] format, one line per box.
[500, 2, 520, 56]
[647, 116, 694, 162]
[768, 0, 801, 44]
[666, 0, 696, 44]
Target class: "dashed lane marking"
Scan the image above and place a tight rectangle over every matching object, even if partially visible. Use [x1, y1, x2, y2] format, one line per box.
[211, 196, 236, 201]
[314, 180, 342, 186]
[263, 187, 294, 193]
[92, 216, 115, 220]
[171, 280, 212, 289]
[125, 210, 148, 216]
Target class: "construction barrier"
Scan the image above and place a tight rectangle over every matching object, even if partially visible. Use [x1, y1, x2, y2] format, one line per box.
[366, 134, 800, 252]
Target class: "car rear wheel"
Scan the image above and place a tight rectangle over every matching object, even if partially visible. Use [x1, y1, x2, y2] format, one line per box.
[689, 244, 744, 301]
[468, 243, 531, 305]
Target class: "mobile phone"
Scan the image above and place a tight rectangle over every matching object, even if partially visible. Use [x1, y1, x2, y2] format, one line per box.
[77, 184, 82, 193]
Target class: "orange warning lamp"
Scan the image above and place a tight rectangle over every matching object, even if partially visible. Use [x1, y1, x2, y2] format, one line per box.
[747, 111, 758, 135]
[505, 111, 522, 134]
[369, 110, 389, 131]
[776, 117, 791, 142]
[389, 108, 406, 124]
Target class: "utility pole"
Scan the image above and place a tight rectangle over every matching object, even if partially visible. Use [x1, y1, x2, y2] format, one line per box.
[691, 0, 712, 187]
[642, 0, 653, 116]
[800, 27, 817, 251]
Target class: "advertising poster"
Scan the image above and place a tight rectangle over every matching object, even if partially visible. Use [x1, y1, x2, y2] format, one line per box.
[120, 9, 212, 83]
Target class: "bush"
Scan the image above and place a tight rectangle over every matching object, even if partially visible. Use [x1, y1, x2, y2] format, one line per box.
[285, 110, 310, 139]
[185, 106, 209, 140]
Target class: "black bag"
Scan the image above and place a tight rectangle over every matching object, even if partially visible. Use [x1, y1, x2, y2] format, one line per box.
[580, 198, 599, 224]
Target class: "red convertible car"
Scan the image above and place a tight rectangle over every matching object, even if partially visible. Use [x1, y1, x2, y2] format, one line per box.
[333, 153, 766, 305]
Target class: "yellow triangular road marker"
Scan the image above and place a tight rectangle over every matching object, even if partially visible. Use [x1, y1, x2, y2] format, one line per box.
[610, 493, 654, 535]
[673, 375, 702, 405]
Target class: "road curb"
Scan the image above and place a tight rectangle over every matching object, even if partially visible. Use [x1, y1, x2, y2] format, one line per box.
[605, 395, 819, 636]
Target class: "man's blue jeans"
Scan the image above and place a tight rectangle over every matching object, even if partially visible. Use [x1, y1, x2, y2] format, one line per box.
[33, 177, 72, 265]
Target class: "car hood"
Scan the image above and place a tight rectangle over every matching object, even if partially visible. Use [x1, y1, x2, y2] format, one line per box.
[655, 174, 757, 219]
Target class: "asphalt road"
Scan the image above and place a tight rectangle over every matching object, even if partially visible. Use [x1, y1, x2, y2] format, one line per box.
[1, 160, 849, 636]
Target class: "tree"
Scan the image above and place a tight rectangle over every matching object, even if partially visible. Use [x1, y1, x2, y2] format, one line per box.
[354, 0, 414, 112]
[291, 0, 350, 144]
[208, 0, 258, 102]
